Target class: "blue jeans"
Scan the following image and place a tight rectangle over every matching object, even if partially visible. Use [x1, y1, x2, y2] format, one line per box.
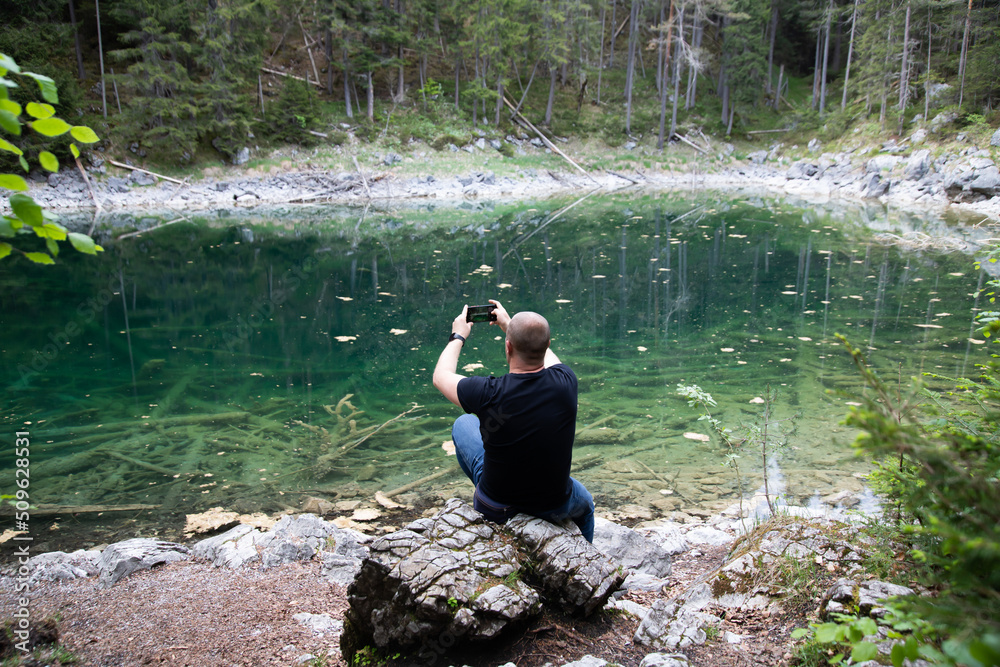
[451, 413, 595, 543]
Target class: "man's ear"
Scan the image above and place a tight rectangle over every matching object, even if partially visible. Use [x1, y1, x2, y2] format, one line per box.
[505, 339, 513, 360]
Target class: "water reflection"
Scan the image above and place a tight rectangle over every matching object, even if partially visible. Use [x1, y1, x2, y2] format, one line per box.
[0, 193, 985, 550]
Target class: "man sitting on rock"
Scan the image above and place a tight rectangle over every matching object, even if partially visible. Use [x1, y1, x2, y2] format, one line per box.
[432, 299, 595, 542]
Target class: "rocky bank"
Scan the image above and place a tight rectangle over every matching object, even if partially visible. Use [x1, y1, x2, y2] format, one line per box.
[1, 488, 928, 667]
[5, 121, 1000, 230]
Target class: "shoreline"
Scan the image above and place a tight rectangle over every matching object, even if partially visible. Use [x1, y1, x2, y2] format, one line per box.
[7, 137, 1000, 229]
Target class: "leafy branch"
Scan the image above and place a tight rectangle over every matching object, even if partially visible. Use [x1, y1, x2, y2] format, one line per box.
[0, 53, 103, 264]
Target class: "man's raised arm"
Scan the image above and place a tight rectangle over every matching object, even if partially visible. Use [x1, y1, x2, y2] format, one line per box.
[433, 305, 471, 408]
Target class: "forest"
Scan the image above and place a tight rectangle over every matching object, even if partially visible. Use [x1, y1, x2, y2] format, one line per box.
[0, 0, 998, 167]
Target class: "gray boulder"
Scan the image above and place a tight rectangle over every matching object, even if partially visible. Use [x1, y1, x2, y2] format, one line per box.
[807, 138, 822, 153]
[684, 525, 733, 547]
[640, 653, 690, 667]
[474, 137, 487, 150]
[294, 612, 344, 638]
[128, 170, 157, 186]
[820, 578, 915, 620]
[866, 155, 900, 173]
[342, 499, 541, 659]
[634, 582, 718, 649]
[106, 176, 131, 193]
[970, 166, 1000, 197]
[321, 553, 364, 586]
[561, 656, 608, 667]
[593, 517, 672, 578]
[991, 127, 1000, 148]
[905, 149, 932, 180]
[864, 174, 890, 198]
[930, 111, 958, 132]
[748, 150, 768, 165]
[233, 147, 251, 166]
[26, 549, 101, 584]
[787, 161, 819, 180]
[490, 139, 503, 150]
[192, 523, 263, 569]
[382, 152, 402, 166]
[507, 512, 626, 616]
[98, 538, 191, 588]
[341, 499, 624, 661]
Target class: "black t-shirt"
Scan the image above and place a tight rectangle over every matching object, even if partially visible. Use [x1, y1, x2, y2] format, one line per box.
[456, 364, 577, 510]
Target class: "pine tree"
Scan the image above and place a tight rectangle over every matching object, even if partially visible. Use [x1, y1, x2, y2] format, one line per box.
[195, 0, 272, 161]
[110, 3, 200, 160]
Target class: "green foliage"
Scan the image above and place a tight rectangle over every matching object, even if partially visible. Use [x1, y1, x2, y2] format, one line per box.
[827, 331, 1000, 666]
[0, 53, 103, 265]
[265, 78, 322, 146]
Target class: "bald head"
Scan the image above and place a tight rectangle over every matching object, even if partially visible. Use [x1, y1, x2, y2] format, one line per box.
[506, 311, 551, 365]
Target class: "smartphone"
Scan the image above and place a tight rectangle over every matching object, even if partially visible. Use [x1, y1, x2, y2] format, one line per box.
[466, 304, 498, 323]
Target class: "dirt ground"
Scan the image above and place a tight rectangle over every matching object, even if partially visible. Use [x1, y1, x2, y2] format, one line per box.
[0, 540, 817, 667]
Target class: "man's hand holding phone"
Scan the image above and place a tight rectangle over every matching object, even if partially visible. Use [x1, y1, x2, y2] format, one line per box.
[488, 300, 511, 333]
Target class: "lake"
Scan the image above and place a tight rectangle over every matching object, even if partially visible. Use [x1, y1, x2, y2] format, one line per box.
[0, 191, 988, 552]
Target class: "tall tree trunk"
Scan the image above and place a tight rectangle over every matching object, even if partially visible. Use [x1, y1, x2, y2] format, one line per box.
[766, 0, 778, 95]
[624, 0, 640, 134]
[326, 27, 334, 94]
[880, 25, 892, 129]
[454, 50, 461, 111]
[898, 0, 911, 134]
[343, 47, 353, 118]
[811, 25, 822, 110]
[495, 78, 503, 125]
[957, 0, 972, 109]
[598, 4, 606, 104]
[686, 14, 701, 109]
[610, 0, 618, 67]
[841, 0, 859, 110]
[668, 6, 684, 143]
[819, 0, 832, 113]
[545, 64, 557, 125]
[69, 0, 85, 79]
[95, 0, 107, 118]
[367, 71, 375, 122]
[924, 6, 932, 120]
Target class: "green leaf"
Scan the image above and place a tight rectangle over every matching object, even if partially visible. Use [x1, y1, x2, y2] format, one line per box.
[0, 108, 20, 135]
[855, 618, 879, 637]
[814, 623, 841, 644]
[38, 151, 58, 172]
[45, 236, 59, 256]
[0, 242, 10, 259]
[0, 174, 28, 190]
[24, 251, 54, 264]
[69, 126, 99, 143]
[0, 137, 22, 155]
[25, 102, 55, 119]
[24, 72, 58, 104]
[38, 222, 67, 240]
[31, 117, 71, 137]
[9, 193, 43, 226]
[0, 98, 21, 116]
[890, 643, 906, 667]
[0, 54, 20, 74]
[68, 232, 102, 255]
[70, 143, 80, 159]
[0, 217, 18, 236]
[791, 628, 810, 640]
[851, 641, 878, 663]
[18, 155, 28, 171]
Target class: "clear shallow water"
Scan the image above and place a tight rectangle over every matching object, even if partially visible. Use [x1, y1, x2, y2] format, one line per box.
[0, 192, 986, 552]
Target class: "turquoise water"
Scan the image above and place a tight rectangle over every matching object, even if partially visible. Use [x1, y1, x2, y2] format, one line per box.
[0, 192, 985, 551]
